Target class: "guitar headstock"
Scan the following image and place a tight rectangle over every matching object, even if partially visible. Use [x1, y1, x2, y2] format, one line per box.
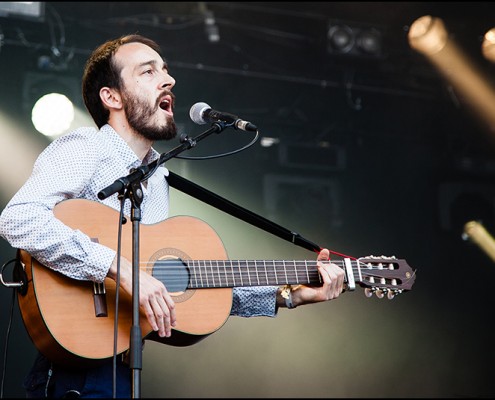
[356, 255, 416, 299]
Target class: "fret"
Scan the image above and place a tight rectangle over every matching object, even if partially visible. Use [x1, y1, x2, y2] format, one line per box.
[317, 261, 323, 284]
[203, 260, 208, 288]
[205, 260, 211, 287]
[283, 260, 288, 284]
[209, 260, 215, 287]
[241, 260, 252, 286]
[273, 261, 278, 285]
[292, 261, 299, 284]
[263, 260, 269, 285]
[254, 261, 260, 285]
[247, 261, 252, 286]
[225, 260, 230, 286]
[199, 260, 205, 288]
[190, 261, 195, 287]
[304, 260, 310, 283]
[199, 261, 205, 288]
[253, 261, 257, 285]
[230, 261, 235, 286]
[243, 261, 250, 286]
[192, 260, 198, 288]
[217, 260, 222, 287]
[197, 261, 202, 287]
[237, 262, 243, 286]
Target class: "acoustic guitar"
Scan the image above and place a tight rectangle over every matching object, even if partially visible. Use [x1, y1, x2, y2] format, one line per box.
[15, 199, 416, 366]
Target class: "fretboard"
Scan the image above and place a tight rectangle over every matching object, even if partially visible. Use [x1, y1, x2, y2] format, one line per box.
[185, 259, 351, 289]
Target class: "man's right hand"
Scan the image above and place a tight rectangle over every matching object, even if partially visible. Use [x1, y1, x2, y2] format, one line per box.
[107, 255, 177, 337]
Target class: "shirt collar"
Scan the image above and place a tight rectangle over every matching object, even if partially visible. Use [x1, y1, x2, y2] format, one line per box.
[100, 124, 160, 170]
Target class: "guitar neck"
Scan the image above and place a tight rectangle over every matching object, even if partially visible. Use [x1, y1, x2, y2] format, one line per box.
[151, 256, 413, 294]
[185, 259, 345, 289]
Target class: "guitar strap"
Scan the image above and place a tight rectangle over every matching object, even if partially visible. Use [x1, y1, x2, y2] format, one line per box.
[166, 170, 321, 253]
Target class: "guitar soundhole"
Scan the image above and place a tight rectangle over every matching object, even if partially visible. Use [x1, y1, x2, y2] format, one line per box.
[152, 258, 189, 292]
[148, 248, 196, 303]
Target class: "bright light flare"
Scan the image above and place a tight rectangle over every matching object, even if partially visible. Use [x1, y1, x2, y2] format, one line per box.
[482, 28, 495, 63]
[408, 15, 448, 55]
[31, 93, 74, 137]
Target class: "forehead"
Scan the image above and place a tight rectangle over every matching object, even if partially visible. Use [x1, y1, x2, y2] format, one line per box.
[114, 42, 163, 71]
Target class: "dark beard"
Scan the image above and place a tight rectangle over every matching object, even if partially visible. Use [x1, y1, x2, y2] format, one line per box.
[122, 89, 177, 141]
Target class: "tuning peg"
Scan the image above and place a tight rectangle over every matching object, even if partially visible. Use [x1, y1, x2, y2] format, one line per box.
[365, 286, 401, 299]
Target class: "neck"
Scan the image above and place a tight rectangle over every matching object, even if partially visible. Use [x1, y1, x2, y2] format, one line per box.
[108, 120, 153, 161]
[124, 133, 153, 161]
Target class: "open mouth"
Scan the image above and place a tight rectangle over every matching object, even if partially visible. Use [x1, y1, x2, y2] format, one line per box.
[159, 95, 173, 114]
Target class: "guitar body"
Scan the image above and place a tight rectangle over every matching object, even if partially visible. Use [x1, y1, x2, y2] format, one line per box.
[17, 199, 233, 366]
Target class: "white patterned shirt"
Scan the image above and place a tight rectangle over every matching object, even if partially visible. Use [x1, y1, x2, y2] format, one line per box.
[0, 125, 278, 317]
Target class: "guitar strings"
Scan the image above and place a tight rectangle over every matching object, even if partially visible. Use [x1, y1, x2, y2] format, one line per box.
[108, 259, 408, 289]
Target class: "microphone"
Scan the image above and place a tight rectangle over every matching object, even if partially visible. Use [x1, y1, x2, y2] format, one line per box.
[189, 102, 258, 132]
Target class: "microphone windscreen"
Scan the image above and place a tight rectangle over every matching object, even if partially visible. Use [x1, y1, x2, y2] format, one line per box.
[189, 102, 211, 125]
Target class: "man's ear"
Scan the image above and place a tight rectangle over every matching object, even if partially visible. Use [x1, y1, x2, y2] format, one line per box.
[99, 87, 122, 110]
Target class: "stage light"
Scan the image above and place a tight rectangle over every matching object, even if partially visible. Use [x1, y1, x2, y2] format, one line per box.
[408, 15, 448, 55]
[0, 1, 45, 21]
[199, 2, 220, 43]
[327, 23, 383, 57]
[327, 24, 355, 54]
[482, 28, 495, 63]
[31, 93, 74, 137]
[356, 28, 382, 55]
[22, 71, 80, 137]
[409, 15, 495, 135]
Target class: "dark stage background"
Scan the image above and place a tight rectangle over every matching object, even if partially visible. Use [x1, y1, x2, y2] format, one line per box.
[1, 2, 495, 398]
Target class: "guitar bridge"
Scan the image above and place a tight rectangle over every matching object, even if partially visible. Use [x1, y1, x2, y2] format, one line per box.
[90, 237, 107, 317]
[93, 281, 108, 317]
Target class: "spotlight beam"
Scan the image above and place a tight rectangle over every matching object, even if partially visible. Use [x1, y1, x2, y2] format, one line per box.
[409, 15, 495, 133]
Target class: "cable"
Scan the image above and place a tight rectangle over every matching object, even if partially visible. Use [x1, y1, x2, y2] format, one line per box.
[112, 194, 126, 399]
[0, 265, 18, 399]
[174, 129, 259, 161]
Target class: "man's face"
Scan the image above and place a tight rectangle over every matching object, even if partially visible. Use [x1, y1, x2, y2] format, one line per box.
[115, 42, 177, 141]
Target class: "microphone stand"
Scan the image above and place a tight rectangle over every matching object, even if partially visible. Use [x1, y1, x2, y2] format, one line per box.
[98, 122, 227, 399]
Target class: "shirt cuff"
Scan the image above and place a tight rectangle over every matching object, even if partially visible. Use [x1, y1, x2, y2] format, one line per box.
[230, 286, 279, 317]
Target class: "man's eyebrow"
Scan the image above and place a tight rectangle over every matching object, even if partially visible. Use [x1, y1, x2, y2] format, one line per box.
[136, 60, 169, 70]
[136, 59, 157, 69]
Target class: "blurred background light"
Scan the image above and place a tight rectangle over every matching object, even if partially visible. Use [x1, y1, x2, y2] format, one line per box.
[408, 15, 448, 55]
[327, 22, 383, 57]
[482, 27, 495, 63]
[356, 28, 382, 55]
[0, 1, 45, 21]
[22, 71, 80, 137]
[327, 24, 355, 54]
[31, 92, 74, 137]
[408, 15, 495, 133]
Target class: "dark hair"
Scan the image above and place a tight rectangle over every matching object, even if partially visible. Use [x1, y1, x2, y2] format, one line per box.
[82, 34, 162, 128]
